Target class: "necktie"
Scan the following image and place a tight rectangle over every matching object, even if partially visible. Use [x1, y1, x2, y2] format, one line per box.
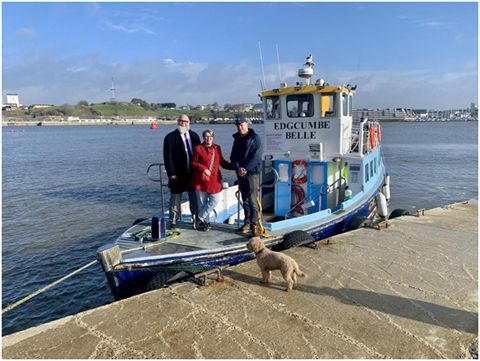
[184, 133, 192, 161]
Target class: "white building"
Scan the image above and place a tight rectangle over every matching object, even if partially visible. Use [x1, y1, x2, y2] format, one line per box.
[6, 94, 20, 107]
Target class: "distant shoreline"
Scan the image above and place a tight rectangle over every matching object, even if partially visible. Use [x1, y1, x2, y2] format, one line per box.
[0, 119, 240, 127]
[1, 118, 475, 127]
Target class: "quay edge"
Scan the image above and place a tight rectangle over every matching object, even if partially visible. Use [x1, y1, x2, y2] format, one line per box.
[2, 200, 477, 359]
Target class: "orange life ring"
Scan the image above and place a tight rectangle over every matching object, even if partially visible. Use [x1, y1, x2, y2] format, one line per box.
[377, 124, 382, 143]
[369, 125, 376, 149]
[292, 160, 308, 184]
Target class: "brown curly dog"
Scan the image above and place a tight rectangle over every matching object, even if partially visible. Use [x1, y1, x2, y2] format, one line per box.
[247, 237, 307, 291]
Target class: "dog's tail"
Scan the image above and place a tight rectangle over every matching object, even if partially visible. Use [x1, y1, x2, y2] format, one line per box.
[294, 264, 307, 278]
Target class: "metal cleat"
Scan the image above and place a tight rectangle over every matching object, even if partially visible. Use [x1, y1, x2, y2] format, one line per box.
[416, 208, 426, 217]
[192, 268, 224, 286]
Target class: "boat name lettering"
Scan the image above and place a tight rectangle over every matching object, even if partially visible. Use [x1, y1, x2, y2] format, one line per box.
[273, 120, 330, 130]
[285, 131, 316, 139]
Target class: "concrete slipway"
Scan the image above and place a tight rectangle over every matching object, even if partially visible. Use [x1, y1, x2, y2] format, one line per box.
[2, 200, 478, 359]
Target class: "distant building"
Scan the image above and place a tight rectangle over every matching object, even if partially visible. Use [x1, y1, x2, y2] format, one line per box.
[6, 93, 20, 107]
[353, 108, 415, 122]
[471, 102, 478, 116]
[253, 103, 263, 111]
[412, 109, 429, 118]
[31, 104, 54, 109]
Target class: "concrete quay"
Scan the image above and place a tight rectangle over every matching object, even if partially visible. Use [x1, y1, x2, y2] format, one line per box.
[2, 200, 477, 359]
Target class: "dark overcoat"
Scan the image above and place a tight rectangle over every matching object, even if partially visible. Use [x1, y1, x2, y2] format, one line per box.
[163, 129, 201, 194]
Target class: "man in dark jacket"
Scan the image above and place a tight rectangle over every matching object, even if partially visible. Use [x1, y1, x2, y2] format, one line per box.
[230, 118, 263, 236]
[163, 114, 201, 227]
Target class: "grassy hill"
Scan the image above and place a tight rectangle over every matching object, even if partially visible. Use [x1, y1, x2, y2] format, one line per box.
[3, 102, 235, 121]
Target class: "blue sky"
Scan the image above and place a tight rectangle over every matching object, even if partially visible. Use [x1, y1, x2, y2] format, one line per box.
[3, 2, 478, 109]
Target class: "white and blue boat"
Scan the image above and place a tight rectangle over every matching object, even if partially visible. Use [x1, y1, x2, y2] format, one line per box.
[97, 55, 392, 300]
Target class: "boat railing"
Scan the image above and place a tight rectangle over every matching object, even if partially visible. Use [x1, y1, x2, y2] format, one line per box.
[285, 176, 347, 219]
[262, 167, 279, 189]
[147, 163, 168, 218]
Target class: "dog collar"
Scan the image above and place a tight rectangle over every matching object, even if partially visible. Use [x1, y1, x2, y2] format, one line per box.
[254, 248, 265, 255]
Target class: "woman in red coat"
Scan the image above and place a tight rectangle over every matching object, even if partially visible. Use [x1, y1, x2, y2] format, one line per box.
[191, 129, 233, 231]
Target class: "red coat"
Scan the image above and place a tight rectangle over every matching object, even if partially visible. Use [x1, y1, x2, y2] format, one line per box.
[191, 143, 233, 194]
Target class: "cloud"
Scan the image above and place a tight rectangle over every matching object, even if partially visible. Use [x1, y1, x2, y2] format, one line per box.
[103, 21, 155, 35]
[415, 20, 450, 27]
[331, 68, 477, 109]
[14, 27, 37, 38]
[3, 55, 477, 109]
[396, 14, 451, 28]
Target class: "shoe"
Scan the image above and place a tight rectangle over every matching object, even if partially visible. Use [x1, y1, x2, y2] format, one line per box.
[235, 223, 250, 234]
[204, 222, 211, 232]
[197, 220, 206, 232]
[250, 225, 260, 237]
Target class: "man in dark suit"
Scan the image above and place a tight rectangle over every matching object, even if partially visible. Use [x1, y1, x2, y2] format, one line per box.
[163, 114, 201, 227]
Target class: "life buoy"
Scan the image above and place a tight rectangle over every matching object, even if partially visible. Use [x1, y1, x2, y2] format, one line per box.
[292, 160, 308, 184]
[377, 123, 382, 143]
[369, 125, 376, 149]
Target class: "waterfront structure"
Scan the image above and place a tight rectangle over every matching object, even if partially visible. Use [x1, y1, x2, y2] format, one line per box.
[353, 108, 415, 122]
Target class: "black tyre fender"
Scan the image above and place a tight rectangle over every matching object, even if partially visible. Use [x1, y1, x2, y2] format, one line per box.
[345, 216, 366, 231]
[132, 218, 147, 226]
[273, 230, 315, 251]
[144, 270, 178, 291]
[389, 209, 410, 219]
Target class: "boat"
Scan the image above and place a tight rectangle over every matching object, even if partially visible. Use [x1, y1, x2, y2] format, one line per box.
[97, 54, 391, 300]
[150, 121, 157, 129]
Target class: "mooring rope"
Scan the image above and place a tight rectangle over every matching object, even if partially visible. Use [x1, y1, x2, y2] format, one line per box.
[2, 260, 98, 315]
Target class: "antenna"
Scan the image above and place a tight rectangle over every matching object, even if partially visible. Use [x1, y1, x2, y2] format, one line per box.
[258, 41, 266, 91]
[110, 77, 116, 102]
[276, 44, 282, 85]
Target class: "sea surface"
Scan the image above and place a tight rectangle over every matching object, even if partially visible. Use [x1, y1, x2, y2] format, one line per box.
[2, 121, 478, 335]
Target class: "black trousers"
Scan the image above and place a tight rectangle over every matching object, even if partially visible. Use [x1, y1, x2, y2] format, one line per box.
[238, 173, 260, 226]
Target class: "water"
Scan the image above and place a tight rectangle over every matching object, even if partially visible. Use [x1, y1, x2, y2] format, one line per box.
[2, 121, 477, 335]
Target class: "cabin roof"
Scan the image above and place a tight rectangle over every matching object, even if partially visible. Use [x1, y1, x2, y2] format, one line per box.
[260, 85, 355, 97]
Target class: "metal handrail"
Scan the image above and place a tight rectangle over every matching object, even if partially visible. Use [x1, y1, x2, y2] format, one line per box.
[235, 190, 244, 226]
[285, 176, 347, 219]
[285, 189, 308, 219]
[261, 168, 279, 189]
[325, 176, 347, 194]
[147, 163, 168, 218]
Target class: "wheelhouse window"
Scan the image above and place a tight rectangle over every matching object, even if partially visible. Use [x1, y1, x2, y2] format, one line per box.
[321, 93, 336, 117]
[265, 96, 281, 120]
[342, 93, 348, 116]
[287, 94, 314, 118]
[348, 94, 353, 116]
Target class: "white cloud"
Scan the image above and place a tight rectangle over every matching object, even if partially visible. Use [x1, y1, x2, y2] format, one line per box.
[416, 20, 450, 28]
[103, 21, 155, 35]
[14, 27, 37, 38]
[3, 55, 477, 109]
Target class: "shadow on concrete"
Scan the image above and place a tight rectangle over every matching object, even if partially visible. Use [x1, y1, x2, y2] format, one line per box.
[225, 270, 478, 335]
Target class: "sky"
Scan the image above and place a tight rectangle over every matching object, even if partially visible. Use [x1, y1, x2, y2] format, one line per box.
[3, 2, 478, 109]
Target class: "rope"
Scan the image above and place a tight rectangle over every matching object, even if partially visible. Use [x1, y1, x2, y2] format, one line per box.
[2, 260, 98, 315]
[256, 195, 269, 237]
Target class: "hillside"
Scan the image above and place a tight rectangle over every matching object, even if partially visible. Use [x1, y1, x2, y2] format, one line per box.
[2, 102, 237, 121]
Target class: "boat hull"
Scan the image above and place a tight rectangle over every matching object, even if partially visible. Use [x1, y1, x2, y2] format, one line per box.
[102, 182, 381, 300]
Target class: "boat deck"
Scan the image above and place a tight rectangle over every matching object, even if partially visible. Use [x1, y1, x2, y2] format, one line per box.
[117, 221, 281, 262]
